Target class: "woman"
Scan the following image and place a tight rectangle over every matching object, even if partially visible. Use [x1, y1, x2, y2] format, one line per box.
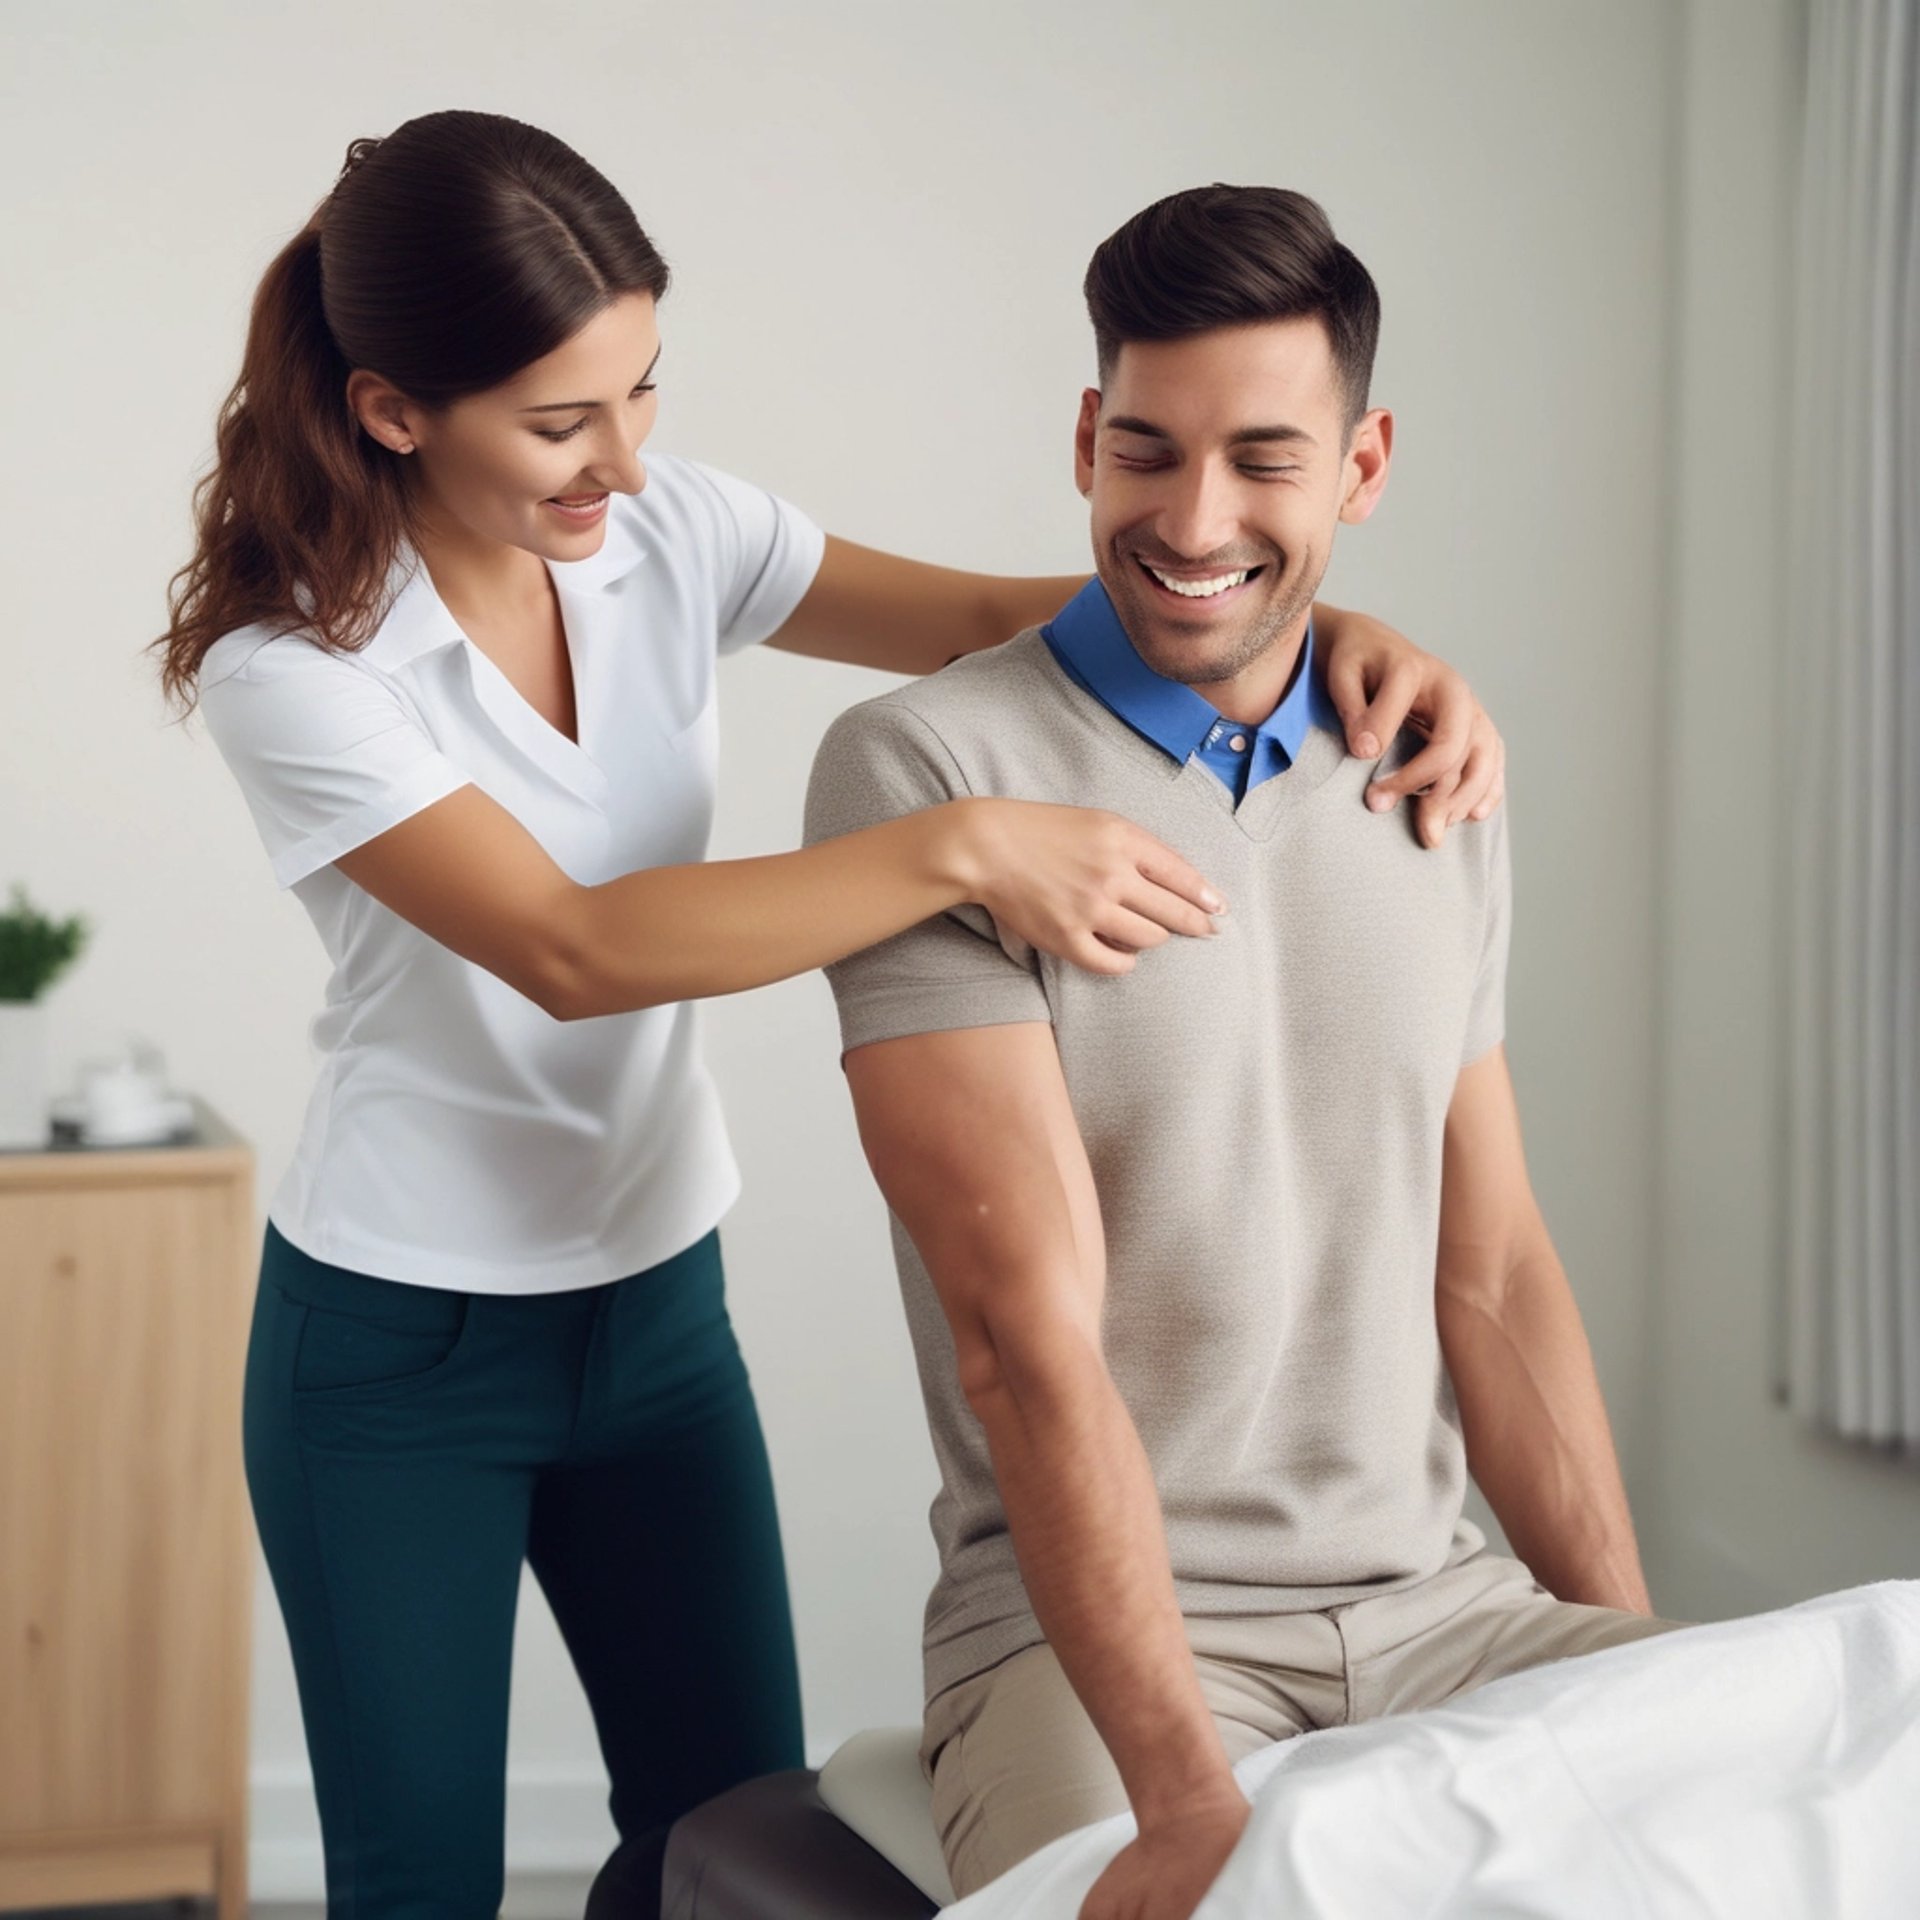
[155, 110, 1504, 1919]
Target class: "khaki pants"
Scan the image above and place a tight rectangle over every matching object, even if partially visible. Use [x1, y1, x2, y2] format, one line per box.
[921, 1549, 1691, 1899]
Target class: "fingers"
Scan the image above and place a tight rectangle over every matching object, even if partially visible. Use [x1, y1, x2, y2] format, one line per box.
[1366, 701, 1473, 806]
[1466, 717, 1507, 821]
[1044, 817, 1221, 983]
[1404, 661, 1476, 747]
[1068, 933, 1138, 976]
[1059, 877, 1216, 976]
[1131, 840, 1227, 918]
[1400, 713, 1505, 848]
[1097, 904, 1181, 954]
[1323, 640, 1383, 758]
[1474, 750, 1507, 820]
[1060, 886, 1212, 976]
[1447, 714, 1503, 825]
[1124, 876, 1220, 941]
[1413, 785, 1451, 849]
[1342, 655, 1425, 762]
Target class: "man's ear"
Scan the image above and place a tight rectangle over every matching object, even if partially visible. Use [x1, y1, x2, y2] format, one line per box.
[1073, 388, 1101, 497]
[1339, 407, 1393, 525]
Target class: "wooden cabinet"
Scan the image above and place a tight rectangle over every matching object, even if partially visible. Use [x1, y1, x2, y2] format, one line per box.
[0, 1102, 255, 1917]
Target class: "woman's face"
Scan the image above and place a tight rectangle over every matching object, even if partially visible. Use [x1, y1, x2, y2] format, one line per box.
[349, 290, 661, 561]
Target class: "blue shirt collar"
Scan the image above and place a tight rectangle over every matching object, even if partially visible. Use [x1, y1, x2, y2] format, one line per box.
[1040, 576, 1336, 786]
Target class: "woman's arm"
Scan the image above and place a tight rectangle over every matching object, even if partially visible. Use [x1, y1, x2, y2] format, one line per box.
[762, 534, 1086, 675]
[332, 782, 1225, 1022]
[767, 539, 1506, 845]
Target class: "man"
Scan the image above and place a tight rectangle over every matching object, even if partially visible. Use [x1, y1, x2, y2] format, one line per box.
[802, 185, 1684, 1920]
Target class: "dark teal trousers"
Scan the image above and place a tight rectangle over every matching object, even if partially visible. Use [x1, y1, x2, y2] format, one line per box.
[243, 1221, 803, 1919]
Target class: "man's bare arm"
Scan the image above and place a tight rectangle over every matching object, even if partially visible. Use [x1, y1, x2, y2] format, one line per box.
[844, 1023, 1248, 1884]
[1434, 1043, 1653, 1613]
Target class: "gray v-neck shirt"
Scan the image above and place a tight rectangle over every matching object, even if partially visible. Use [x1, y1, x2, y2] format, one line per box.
[803, 629, 1512, 1705]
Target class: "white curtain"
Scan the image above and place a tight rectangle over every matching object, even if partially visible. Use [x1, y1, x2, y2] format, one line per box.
[1782, 0, 1920, 1449]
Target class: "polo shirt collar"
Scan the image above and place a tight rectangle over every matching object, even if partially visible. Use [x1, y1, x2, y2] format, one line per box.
[360, 499, 651, 672]
[1041, 576, 1333, 775]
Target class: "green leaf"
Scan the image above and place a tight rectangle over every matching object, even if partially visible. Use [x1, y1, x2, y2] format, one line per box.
[0, 885, 90, 1002]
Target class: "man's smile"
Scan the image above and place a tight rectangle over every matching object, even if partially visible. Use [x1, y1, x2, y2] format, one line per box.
[1132, 555, 1270, 613]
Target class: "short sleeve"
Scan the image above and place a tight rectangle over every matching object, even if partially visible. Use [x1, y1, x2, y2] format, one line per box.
[672, 458, 827, 656]
[803, 698, 1053, 1055]
[197, 635, 472, 889]
[1461, 802, 1512, 1066]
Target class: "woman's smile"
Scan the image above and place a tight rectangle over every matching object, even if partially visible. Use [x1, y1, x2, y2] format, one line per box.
[543, 491, 609, 522]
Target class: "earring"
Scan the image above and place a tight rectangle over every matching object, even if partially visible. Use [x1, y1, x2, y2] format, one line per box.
[396, 442, 415, 455]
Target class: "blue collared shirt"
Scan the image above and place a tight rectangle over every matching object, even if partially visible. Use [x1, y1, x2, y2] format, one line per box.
[1040, 577, 1336, 804]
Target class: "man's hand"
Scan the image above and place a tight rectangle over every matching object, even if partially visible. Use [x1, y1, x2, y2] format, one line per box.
[1315, 603, 1508, 848]
[1079, 1784, 1251, 1920]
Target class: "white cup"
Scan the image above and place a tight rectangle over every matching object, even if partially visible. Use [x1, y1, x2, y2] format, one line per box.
[80, 1055, 171, 1141]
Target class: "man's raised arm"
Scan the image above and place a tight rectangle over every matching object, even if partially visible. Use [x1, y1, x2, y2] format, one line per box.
[842, 1021, 1248, 1917]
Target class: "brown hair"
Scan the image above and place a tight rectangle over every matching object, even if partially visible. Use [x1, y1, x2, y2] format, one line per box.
[151, 110, 670, 712]
[1082, 184, 1380, 434]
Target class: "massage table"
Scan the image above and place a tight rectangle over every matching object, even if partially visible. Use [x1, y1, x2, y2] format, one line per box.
[662, 1727, 949, 1917]
[662, 1581, 1920, 1919]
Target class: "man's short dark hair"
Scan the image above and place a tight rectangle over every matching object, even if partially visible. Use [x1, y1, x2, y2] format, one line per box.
[1083, 185, 1381, 434]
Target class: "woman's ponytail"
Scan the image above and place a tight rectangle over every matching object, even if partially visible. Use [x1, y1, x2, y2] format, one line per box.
[152, 205, 406, 710]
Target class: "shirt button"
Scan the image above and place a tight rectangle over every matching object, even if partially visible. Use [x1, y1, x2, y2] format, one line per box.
[1229, 734, 1248, 752]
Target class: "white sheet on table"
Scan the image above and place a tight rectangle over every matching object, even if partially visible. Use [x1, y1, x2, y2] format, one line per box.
[942, 1581, 1920, 1919]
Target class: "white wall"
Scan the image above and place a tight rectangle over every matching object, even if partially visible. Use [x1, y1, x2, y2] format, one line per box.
[1643, 0, 1920, 1619]
[0, 0, 1817, 1894]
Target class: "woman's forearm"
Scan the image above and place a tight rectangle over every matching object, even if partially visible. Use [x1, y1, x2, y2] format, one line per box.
[335, 771, 1218, 1021]
[767, 539, 1089, 674]
[551, 804, 984, 1018]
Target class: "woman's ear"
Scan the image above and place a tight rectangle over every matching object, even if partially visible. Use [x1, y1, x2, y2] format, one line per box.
[345, 368, 419, 457]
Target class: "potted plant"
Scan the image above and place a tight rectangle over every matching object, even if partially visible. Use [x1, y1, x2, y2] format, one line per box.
[0, 885, 89, 1149]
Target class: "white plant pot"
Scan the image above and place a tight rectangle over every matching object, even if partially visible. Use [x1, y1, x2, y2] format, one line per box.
[0, 1000, 50, 1150]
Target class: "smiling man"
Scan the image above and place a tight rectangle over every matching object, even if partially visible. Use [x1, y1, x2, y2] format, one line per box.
[802, 186, 1684, 1920]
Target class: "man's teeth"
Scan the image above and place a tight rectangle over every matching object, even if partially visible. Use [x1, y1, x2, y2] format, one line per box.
[1145, 564, 1250, 598]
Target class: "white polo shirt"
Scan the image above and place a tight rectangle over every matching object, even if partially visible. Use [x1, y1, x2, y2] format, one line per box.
[198, 453, 826, 1293]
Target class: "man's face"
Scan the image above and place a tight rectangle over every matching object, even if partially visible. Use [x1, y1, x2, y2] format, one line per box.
[1074, 317, 1391, 700]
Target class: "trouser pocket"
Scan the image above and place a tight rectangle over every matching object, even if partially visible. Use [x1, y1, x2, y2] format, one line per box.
[262, 1222, 472, 1401]
[288, 1289, 471, 1397]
